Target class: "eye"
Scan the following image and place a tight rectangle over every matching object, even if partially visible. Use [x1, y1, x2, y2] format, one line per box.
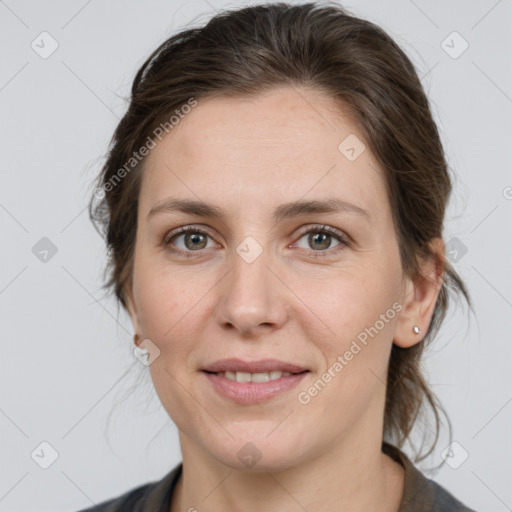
[162, 224, 350, 258]
[163, 226, 218, 256]
[293, 225, 350, 255]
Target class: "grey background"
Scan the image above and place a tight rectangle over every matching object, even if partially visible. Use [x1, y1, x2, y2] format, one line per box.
[1, 0, 511, 511]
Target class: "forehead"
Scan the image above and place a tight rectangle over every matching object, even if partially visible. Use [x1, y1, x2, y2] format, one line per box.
[141, 87, 387, 218]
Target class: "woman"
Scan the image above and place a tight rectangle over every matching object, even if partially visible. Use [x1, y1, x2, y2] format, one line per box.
[82, 2, 476, 511]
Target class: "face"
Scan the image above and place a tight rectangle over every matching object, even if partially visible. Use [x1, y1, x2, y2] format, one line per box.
[126, 86, 418, 471]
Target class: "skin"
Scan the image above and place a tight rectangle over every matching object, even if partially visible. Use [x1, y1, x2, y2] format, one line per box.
[125, 86, 444, 512]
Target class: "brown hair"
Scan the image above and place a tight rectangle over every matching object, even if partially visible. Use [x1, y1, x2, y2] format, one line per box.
[89, 1, 472, 462]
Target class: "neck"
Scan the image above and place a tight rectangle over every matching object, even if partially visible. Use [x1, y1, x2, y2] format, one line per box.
[171, 429, 404, 512]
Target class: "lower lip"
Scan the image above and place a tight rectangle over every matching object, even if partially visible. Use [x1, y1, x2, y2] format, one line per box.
[203, 371, 309, 404]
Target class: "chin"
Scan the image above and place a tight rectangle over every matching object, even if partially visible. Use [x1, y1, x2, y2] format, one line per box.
[202, 426, 312, 473]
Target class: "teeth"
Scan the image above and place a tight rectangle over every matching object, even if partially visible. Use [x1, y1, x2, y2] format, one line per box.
[236, 371, 252, 383]
[251, 372, 269, 383]
[218, 370, 294, 382]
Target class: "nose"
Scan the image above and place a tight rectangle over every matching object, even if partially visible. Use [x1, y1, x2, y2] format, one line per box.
[214, 245, 289, 337]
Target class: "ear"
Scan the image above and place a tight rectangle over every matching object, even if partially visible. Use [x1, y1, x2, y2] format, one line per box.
[124, 282, 143, 347]
[393, 238, 445, 348]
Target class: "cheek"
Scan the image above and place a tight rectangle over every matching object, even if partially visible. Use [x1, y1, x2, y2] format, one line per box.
[291, 264, 401, 414]
[293, 279, 399, 426]
[132, 265, 207, 427]
[295, 264, 400, 346]
[132, 260, 201, 350]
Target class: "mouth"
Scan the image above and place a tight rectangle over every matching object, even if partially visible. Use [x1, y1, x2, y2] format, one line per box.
[204, 369, 305, 382]
[201, 359, 310, 404]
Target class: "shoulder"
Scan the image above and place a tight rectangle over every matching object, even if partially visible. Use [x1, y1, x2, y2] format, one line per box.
[382, 442, 477, 512]
[406, 473, 477, 511]
[75, 463, 182, 512]
[429, 480, 477, 512]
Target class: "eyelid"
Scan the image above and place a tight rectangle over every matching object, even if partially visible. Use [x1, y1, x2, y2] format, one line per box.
[162, 223, 351, 256]
[163, 225, 218, 247]
[292, 224, 351, 245]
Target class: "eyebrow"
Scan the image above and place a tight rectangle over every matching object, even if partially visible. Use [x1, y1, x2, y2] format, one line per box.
[147, 197, 371, 224]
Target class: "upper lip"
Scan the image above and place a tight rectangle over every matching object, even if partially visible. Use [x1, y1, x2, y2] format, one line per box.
[202, 358, 308, 374]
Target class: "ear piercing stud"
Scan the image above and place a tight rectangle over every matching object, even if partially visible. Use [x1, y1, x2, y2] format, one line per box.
[412, 326, 422, 334]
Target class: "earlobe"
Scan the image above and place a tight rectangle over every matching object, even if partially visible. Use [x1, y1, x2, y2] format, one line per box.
[393, 238, 445, 349]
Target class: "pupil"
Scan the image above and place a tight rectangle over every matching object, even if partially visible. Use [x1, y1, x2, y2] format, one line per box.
[311, 233, 330, 250]
[186, 233, 206, 250]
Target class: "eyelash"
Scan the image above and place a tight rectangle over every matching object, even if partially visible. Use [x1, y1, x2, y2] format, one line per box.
[162, 224, 351, 259]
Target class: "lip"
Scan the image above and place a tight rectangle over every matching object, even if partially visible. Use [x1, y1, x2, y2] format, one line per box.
[203, 371, 309, 404]
[202, 358, 308, 374]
